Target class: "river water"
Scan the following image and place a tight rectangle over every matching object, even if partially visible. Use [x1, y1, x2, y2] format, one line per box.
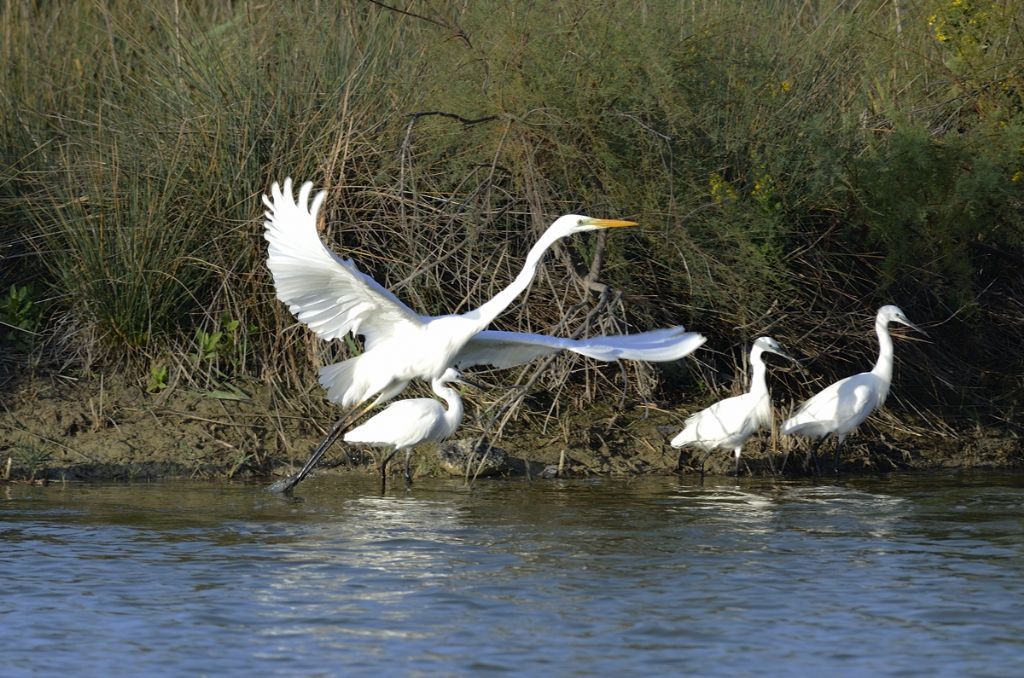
[3, 472, 1023, 676]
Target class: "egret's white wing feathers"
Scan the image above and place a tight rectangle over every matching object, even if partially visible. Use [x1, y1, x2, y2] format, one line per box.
[781, 373, 879, 438]
[453, 326, 706, 370]
[343, 398, 445, 450]
[263, 178, 423, 348]
[673, 398, 737, 448]
[671, 392, 765, 450]
[318, 357, 415, 407]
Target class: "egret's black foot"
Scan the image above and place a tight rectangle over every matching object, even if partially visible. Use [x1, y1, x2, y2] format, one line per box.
[833, 441, 844, 475]
[268, 476, 299, 494]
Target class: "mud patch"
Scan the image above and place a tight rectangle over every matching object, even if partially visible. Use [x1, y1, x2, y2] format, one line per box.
[1, 375, 1021, 483]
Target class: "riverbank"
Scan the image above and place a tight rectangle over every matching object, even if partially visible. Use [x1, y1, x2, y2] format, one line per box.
[2, 374, 1019, 484]
[3, 1, 1022, 478]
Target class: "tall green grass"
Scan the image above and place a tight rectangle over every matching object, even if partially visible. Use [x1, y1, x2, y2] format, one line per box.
[1, 1, 1022, 425]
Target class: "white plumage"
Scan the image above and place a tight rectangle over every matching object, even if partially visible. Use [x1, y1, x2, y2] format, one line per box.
[454, 327, 707, 370]
[344, 367, 465, 486]
[781, 305, 926, 472]
[671, 337, 793, 476]
[263, 178, 705, 492]
[263, 178, 702, 410]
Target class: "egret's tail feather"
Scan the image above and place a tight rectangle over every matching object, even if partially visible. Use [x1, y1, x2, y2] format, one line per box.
[319, 358, 363, 408]
[670, 425, 698, 448]
[319, 356, 411, 409]
[780, 416, 822, 438]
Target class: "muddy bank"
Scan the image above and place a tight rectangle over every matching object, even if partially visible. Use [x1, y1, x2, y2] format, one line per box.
[1, 375, 1020, 483]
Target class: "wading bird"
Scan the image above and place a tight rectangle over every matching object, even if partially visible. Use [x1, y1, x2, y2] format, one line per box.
[264, 179, 705, 492]
[781, 305, 926, 473]
[671, 337, 794, 478]
[344, 367, 468, 491]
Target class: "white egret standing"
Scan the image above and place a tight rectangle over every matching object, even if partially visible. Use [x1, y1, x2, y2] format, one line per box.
[781, 305, 926, 473]
[671, 337, 794, 477]
[263, 179, 704, 492]
[344, 367, 467, 491]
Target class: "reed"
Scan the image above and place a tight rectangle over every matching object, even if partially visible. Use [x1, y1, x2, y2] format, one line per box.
[1, 1, 1021, 429]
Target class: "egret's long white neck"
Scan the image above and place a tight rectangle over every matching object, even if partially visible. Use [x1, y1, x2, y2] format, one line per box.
[871, 314, 894, 404]
[433, 379, 465, 437]
[462, 224, 567, 330]
[747, 345, 769, 397]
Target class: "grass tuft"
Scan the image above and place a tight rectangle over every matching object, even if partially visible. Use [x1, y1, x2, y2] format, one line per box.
[1, 0, 1022, 430]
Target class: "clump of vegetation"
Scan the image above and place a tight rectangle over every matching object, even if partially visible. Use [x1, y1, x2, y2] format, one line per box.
[1, 1, 1021, 434]
[6, 442, 53, 482]
[1, 284, 40, 352]
[146, 363, 169, 394]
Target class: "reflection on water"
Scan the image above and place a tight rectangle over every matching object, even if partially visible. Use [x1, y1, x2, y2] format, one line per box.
[3, 473, 1024, 676]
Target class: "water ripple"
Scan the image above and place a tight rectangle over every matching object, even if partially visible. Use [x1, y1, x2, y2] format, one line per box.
[2, 473, 1023, 676]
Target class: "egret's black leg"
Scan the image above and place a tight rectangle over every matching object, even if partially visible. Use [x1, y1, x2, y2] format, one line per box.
[698, 451, 712, 485]
[808, 438, 825, 476]
[403, 450, 413, 487]
[269, 415, 348, 493]
[268, 398, 379, 494]
[379, 449, 399, 493]
[833, 438, 844, 475]
[763, 437, 777, 476]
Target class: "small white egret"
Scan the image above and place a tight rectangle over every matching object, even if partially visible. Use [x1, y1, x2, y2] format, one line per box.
[344, 367, 468, 490]
[671, 337, 794, 477]
[264, 179, 704, 492]
[781, 305, 926, 473]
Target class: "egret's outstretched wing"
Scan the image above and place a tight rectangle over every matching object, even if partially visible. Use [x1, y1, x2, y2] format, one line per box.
[453, 326, 706, 370]
[263, 178, 423, 348]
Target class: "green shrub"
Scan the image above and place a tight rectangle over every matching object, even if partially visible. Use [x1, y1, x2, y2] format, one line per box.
[1, 284, 40, 352]
[1, 0, 1022, 420]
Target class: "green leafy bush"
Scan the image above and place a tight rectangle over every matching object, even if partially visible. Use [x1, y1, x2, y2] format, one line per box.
[1, 284, 41, 352]
[1, 0, 1022, 421]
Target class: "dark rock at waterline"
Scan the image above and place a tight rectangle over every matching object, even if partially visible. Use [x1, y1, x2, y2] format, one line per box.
[435, 439, 512, 477]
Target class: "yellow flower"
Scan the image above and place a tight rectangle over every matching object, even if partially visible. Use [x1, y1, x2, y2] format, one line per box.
[928, 13, 950, 43]
[1012, 170, 1024, 183]
[708, 172, 737, 204]
[780, 80, 792, 93]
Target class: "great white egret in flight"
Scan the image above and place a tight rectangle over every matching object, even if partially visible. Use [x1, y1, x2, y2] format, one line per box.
[263, 179, 705, 492]
[671, 336, 794, 477]
[781, 305, 926, 473]
[344, 367, 468, 490]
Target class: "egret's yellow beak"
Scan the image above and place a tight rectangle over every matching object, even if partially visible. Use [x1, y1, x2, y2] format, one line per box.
[585, 218, 638, 229]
